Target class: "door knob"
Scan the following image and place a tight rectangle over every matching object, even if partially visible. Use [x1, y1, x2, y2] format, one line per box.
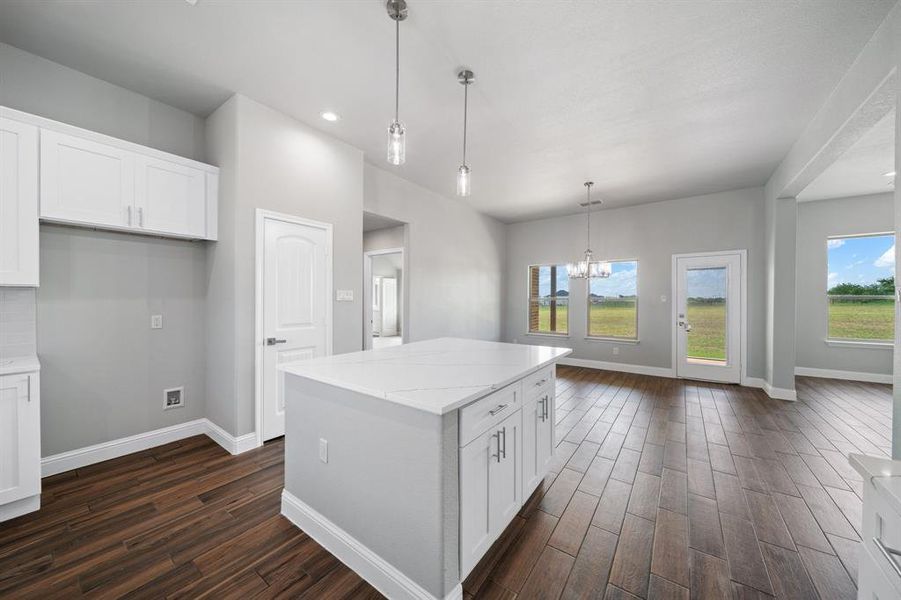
[266, 337, 287, 346]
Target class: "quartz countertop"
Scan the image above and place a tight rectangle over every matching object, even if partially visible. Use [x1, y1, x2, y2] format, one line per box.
[279, 337, 572, 415]
[850, 453, 901, 517]
[0, 355, 40, 376]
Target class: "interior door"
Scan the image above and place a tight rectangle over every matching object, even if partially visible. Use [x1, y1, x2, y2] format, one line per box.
[381, 277, 397, 336]
[262, 216, 330, 441]
[674, 253, 742, 383]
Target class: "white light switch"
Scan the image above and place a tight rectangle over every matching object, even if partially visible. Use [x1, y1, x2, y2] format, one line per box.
[660, 295, 667, 303]
[319, 438, 328, 463]
[336, 290, 354, 302]
[151, 315, 163, 329]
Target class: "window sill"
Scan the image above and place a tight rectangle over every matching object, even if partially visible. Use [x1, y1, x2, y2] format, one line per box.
[584, 337, 640, 344]
[824, 339, 893, 349]
[524, 332, 570, 339]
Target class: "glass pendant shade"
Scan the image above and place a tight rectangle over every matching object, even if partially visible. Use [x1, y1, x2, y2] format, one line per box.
[567, 181, 611, 279]
[387, 120, 405, 165]
[457, 165, 471, 197]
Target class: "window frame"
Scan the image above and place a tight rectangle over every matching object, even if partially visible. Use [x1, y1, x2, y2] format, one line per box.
[585, 258, 640, 342]
[825, 231, 895, 345]
[526, 263, 570, 337]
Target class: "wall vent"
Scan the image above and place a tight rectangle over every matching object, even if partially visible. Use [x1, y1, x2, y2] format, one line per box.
[164, 386, 185, 410]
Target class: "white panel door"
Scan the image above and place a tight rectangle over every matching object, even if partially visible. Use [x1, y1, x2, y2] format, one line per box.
[261, 216, 331, 441]
[40, 129, 135, 228]
[381, 277, 398, 336]
[0, 374, 40, 506]
[674, 253, 743, 383]
[135, 156, 206, 237]
[0, 118, 39, 286]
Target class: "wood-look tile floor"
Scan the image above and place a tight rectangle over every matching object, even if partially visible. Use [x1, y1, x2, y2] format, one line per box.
[0, 368, 889, 599]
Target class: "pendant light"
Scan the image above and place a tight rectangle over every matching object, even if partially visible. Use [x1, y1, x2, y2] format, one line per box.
[567, 182, 612, 279]
[386, 0, 407, 165]
[456, 69, 474, 196]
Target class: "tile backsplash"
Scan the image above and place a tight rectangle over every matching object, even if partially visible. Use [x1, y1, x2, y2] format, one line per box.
[0, 288, 37, 359]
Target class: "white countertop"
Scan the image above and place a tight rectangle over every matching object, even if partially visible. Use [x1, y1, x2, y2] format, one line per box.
[0, 355, 40, 376]
[850, 453, 901, 516]
[279, 337, 572, 415]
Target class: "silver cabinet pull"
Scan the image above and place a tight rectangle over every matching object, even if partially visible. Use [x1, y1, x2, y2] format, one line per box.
[500, 426, 507, 460]
[26, 375, 31, 402]
[874, 537, 901, 580]
[138, 207, 144, 227]
[540, 395, 549, 422]
[266, 337, 287, 346]
[127, 205, 133, 226]
[492, 431, 502, 463]
[489, 403, 508, 416]
[534, 378, 548, 387]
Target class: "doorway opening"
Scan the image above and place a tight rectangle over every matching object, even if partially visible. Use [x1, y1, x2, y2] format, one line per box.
[363, 212, 408, 350]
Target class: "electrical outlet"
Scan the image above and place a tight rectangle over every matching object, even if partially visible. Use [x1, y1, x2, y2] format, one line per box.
[151, 314, 163, 329]
[612, 347, 619, 356]
[319, 438, 328, 463]
[163, 386, 184, 410]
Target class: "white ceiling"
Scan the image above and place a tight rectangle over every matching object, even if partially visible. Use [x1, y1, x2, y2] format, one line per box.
[797, 110, 895, 202]
[0, 0, 894, 222]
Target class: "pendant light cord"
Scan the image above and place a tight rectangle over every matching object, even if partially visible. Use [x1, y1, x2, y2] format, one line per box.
[586, 184, 591, 250]
[462, 81, 468, 166]
[394, 19, 400, 122]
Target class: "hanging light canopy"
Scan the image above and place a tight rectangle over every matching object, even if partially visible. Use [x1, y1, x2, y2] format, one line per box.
[567, 182, 612, 279]
[456, 69, 474, 197]
[386, 0, 407, 165]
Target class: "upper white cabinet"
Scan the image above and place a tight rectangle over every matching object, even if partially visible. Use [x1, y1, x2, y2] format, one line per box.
[0, 117, 39, 286]
[40, 129, 135, 229]
[2, 106, 218, 241]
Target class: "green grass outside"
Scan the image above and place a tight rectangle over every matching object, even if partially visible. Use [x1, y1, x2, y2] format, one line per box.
[828, 299, 894, 341]
[686, 302, 727, 361]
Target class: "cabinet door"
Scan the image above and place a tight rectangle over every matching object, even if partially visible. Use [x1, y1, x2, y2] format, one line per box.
[536, 390, 554, 474]
[135, 156, 207, 237]
[489, 410, 522, 538]
[0, 118, 39, 286]
[460, 427, 493, 578]
[40, 129, 135, 228]
[521, 395, 542, 497]
[0, 374, 40, 505]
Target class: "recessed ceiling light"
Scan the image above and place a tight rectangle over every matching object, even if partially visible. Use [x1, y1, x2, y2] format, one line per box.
[884, 171, 896, 177]
[320, 111, 340, 122]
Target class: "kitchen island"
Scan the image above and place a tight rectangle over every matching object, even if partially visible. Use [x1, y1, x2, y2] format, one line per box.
[278, 337, 571, 600]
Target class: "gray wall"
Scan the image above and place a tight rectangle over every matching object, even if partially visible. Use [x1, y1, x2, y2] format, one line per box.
[0, 288, 36, 359]
[503, 187, 767, 378]
[363, 225, 404, 252]
[796, 194, 894, 376]
[1, 43, 209, 455]
[364, 164, 506, 343]
[205, 94, 365, 437]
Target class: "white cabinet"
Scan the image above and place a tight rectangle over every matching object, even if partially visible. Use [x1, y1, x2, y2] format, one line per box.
[0, 117, 39, 286]
[40, 129, 135, 228]
[523, 387, 554, 496]
[0, 371, 40, 522]
[135, 155, 208, 238]
[460, 408, 522, 578]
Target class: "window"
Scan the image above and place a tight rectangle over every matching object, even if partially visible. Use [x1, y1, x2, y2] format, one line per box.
[588, 260, 638, 339]
[528, 264, 569, 335]
[826, 233, 894, 342]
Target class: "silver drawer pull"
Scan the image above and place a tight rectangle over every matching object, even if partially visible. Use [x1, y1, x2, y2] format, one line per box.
[534, 378, 548, 387]
[489, 404, 508, 416]
[874, 537, 901, 580]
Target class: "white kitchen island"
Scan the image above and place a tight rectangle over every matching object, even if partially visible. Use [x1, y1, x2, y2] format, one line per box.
[278, 337, 571, 600]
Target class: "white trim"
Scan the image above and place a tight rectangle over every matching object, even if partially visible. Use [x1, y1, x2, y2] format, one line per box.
[795, 366, 893, 384]
[558, 356, 673, 378]
[584, 337, 640, 344]
[523, 332, 570, 339]
[0, 495, 40, 523]
[759, 380, 797, 402]
[824, 339, 893, 349]
[255, 209, 334, 448]
[41, 419, 258, 477]
[281, 490, 462, 600]
[671, 250, 748, 386]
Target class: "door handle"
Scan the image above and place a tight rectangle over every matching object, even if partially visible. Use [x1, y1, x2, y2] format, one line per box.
[678, 320, 692, 332]
[266, 337, 287, 346]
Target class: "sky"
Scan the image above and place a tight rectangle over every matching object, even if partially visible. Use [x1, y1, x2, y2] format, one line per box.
[684, 267, 727, 299]
[536, 262, 639, 298]
[827, 234, 894, 288]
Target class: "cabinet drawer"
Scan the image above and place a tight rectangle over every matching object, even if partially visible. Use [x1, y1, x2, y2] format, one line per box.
[523, 366, 554, 401]
[460, 382, 521, 447]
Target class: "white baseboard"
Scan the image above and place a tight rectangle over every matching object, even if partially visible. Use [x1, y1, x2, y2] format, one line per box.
[0, 494, 40, 523]
[558, 357, 674, 378]
[41, 419, 260, 477]
[281, 490, 462, 600]
[760, 380, 797, 402]
[795, 366, 893, 384]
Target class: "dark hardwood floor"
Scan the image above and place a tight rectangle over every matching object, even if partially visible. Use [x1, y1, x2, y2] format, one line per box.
[0, 368, 889, 599]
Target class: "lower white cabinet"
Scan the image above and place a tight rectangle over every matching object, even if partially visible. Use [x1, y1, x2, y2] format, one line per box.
[522, 386, 554, 495]
[460, 408, 522, 578]
[0, 371, 41, 522]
